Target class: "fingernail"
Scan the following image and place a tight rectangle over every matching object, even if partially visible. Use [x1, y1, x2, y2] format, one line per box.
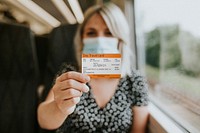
[84, 75, 90, 82]
[84, 85, 90, 92]
[74, 97, 80, 103]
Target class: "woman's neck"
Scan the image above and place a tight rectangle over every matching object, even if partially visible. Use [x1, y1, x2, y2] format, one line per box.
[88, 78, 120, 108]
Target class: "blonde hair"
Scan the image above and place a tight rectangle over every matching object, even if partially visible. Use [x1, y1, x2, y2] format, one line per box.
[74, 2, 132, 77]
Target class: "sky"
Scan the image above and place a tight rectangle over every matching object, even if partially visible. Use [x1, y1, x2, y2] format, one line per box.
[135, 0, 200, 37]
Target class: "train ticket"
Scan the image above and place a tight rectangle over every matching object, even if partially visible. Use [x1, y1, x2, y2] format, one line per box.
[82, 54, 121, 78]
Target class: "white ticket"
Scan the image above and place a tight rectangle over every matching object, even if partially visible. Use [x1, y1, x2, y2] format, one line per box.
[82, 54, 121, 78]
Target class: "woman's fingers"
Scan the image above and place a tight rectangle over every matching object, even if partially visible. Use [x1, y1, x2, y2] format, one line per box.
[58, 79, 89, 92]
[56, 71, 90, 83]
[53, 71, 90, 115]
[55, 88, 83, 100]
[53, 79, 89, 93]
[65, 97, 81, 106]
[57, 97, 81, 115]
[54, 71, 90, 93]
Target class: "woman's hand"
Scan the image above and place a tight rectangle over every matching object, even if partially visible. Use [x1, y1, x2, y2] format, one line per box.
[52, 71, 90, 115]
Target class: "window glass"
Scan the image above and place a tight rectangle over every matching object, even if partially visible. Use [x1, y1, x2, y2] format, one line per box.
[135, 0, 200, 131]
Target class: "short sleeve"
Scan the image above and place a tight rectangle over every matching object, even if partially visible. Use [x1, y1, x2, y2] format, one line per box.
[129, 70, 149, 106]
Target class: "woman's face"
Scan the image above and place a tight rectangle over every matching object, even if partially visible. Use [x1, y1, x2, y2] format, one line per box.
[83, 13, 113, 38]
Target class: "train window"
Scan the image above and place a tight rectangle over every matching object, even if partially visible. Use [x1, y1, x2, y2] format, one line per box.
[135, 0, 200, 132]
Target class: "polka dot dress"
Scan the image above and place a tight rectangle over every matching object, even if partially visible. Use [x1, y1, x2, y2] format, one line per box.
[55, 64, 148, 133]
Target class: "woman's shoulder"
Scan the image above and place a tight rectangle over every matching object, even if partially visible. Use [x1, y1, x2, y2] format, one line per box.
[121, 69, 149, 106]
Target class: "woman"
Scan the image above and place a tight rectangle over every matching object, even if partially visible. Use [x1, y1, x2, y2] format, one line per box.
[38, 2, 149, 133]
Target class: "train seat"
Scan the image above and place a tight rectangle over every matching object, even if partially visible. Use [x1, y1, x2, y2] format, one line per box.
[0, 22, 40, 133]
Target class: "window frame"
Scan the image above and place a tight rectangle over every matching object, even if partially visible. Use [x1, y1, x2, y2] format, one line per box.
[133, 0, 200, 132]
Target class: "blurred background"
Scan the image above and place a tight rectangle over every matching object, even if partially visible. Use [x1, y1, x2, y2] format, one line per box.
[0, 0, 200, 133]
[0, 0, 126, 35]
